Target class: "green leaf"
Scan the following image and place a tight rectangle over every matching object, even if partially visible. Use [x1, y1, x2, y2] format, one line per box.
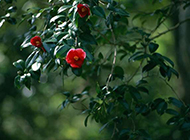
[62, 0, 71, 4]
[180, 123, 190, 131]
[92, 6, 106, 18]
[29, 69, 41, 81]
[7, 6, 17, 13]
[170, 68, 179, 78]
[43, 59, 55, 72]
[119, 100, 129, 110]
[83, 48, 93, 62]
[133, 54, 149, 61]
[136, 80, 148, 86]
[14, 75, 22, 89]
[50, 15, 65, 23]
[84, 114, 91, 127]
[43, 43, 56, 53]
[168, 97, 183, 108]
[156, 101, 167, 115]
[72, 68, 82, 76]
[106, 12, 114, 27]
[162, 56, 174, 67]
[114, 66, 124, 77]
[142, 62, 157, 73]
[129, 51, 143, 61]
[138, 129, 151, 140]
[13, 59, 25, 71]
[25, 51, 39, 69]
[167, 116, 178, 125]
[55, 45, 70, 59]
[149, 42, 159, 53]
[7, 17, 17, 25]
[98, 52, 104, 59]
[4, 0, 13, 4]
[79, 33, 97, 45]
[115, 8, 130, 17]
[119, 129, 131, 138]
[99, 121, 110, 133]
[129, 86, 142, 101]
[0, 19, 5, 28]
[166, 109, 179, 116]
[58, 5, 72, 14]
[137, 87, 149, 94]
[24, 74, 31, 90]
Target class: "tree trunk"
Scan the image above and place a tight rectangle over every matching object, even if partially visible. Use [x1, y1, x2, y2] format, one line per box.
[175, 6, 190, 104]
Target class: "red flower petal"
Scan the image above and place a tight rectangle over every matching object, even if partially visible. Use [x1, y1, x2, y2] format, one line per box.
[75, 48, 86, 60]
[66, 48, 86, 68]
[77, 4, 90, 18]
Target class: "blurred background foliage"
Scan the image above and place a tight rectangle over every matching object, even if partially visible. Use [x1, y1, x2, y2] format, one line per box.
[0, 0, 190, 140]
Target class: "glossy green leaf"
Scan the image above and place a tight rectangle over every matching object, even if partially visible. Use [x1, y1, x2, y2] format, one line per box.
[79, 33, 97, 45]
[92, 6, 106, 18]
[55, 45, 70, 59]
[166, 109, 179, 116]
[7, 6, 17, 13]
[72, 68, 82, 76]
[149, 42, 159, 53]
[168, 97, 183, 108]
[13, 59, 25, 71]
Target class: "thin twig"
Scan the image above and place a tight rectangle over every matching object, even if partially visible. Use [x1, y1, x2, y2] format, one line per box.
[106, 27, 117, 93]
[150, 17, 190, 40]
[126, 59, 144, 84]
[161, 78, 186, 105]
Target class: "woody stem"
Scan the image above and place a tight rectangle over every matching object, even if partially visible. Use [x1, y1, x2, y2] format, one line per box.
[106, 27, 117, 93]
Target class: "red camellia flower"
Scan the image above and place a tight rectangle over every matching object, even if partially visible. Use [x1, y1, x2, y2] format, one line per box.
[30, 36, 46, 52]
[66, 48, 86, 68]
[77, 4, 90, 18]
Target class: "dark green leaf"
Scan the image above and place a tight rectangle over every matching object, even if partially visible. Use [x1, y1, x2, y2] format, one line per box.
[129, 86, 142, 101]
[142, 62, 157, 73]
[168, 97, 183, 108]
[149, 42, 159, 53]
[14, 75, 22, 89]
[115, 8, 130, 17]
[98, 52, 104, 59]
[180, 123, 190, 131]
[166, 109, 179, 116]
[7, 6, 17, 13]
[170, 68, 179, 78]
[7, 17, 17, 25]
[156, 101, 167, 115]
[137, 87, 149, 94]
[92, 6, 106, 18]
[167, 116, 178, 125]
[58, 5, 72, 13]
[84, 114, 91, 127]
[136, 80, 148, 86]
[55, 45, 70, 58]
[50, 15, 65, 23]
[13, 59, 25, 70]
[25, 51, 39, 69]
[79, 33, 97, 45]
[72, 68, 82, 76]
[114, 66, 124, 77]
[4, 0, 12, 3]
[119, 129, 130, 138]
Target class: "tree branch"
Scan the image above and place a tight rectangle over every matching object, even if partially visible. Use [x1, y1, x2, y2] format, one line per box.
[106, 27, 117, 93]
[150, 17, 190, 40]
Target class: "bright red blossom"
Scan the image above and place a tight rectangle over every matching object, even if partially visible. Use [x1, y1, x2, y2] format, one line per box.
[66, 48, 86, 68]
[77, 4, 90, 18]
[30, 36, 46, 52]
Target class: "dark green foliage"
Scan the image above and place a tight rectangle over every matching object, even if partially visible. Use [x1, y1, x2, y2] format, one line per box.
[7, 0, 190, 139]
